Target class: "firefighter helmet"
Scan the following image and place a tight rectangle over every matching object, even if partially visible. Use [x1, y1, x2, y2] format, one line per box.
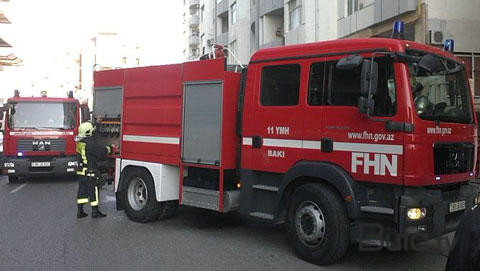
[78, 122, 95, 137]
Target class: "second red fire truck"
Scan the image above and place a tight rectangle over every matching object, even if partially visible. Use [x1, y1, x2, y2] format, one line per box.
[93, 34, 479, 264]
[0, 91, 89, 183]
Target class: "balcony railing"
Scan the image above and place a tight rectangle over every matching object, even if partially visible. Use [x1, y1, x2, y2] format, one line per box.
[189, 15, 200, 28]
[189, 35, 200, 47]
[189, 0, 199, 10]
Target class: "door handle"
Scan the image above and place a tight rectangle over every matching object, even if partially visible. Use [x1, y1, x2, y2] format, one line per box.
[252, 135, 262, 148]
[321, 138, 333, 153]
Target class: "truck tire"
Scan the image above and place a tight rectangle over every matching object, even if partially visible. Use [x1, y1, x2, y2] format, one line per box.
[122, 168, 178, 223]
[8, 176, 19, 184]
[287, 183, 350, 265]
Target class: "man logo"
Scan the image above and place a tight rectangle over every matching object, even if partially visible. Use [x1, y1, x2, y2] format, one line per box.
[33, 140, 51, 151]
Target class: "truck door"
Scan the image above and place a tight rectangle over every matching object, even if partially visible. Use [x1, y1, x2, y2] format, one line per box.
[246, 61, 307, 173]
[319, 55, 404, 184]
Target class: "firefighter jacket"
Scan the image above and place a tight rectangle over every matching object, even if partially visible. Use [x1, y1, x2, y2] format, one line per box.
[76, 136, 111, 176]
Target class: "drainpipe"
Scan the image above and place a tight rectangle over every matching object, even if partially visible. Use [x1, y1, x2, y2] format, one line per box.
[315, 0, 319, 41]
[214, 1, 217, 44]
[473, 52, 476, 96]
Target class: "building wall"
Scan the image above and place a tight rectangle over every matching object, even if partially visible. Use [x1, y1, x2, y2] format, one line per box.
[228, 0, 251, 65]
[425, 0, 480, 53]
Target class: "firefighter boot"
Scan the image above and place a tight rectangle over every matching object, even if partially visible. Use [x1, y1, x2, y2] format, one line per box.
[77, 204, 88, 218]
[92, 206, 106, 218]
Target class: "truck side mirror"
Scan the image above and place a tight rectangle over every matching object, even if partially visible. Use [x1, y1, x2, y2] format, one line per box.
[81, 105, 91, 122]
[360, 59, 378, 96]
[358, 59, 378, 115]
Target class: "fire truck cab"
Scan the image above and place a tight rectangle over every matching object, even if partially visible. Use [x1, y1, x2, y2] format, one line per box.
[96, 37, 479, 264]
[0, 91, 87, 183]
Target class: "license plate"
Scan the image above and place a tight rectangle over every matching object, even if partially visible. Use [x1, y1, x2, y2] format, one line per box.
[449, 200, 466, 213]
[31, 162, 51, 167]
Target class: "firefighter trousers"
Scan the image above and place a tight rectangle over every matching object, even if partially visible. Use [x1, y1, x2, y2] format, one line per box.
[76, 175, 99, 207]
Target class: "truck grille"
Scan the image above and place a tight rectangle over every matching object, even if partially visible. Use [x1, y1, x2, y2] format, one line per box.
[17, 139, 66, 152]
[433, 143, 474, 175]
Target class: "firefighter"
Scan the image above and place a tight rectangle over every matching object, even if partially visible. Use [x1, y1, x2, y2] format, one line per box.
[445, 204, 480, 271]
[76, 121, 112, 218]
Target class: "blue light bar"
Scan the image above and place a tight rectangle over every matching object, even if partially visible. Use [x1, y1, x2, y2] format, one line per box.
[444, 39, 455, 52]
[391, 21, 405, 40]
[68, 90, 74, 98]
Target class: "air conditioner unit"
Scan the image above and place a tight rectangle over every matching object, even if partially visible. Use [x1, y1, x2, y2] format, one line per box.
[207, 39, 214, 46]
[428, 19, 446, 45]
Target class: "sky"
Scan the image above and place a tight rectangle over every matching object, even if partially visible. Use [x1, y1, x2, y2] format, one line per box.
[0, 0, 184, 100]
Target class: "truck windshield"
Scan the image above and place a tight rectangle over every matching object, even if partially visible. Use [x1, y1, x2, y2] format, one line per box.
[408, 51, 473, 124]
[10, 102, 77, 130]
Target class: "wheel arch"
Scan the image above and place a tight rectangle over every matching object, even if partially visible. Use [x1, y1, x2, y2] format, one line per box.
[118, 165, 155, 194]
[275, 161, 366, 223]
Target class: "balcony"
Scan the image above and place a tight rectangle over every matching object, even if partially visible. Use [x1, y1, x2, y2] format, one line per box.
[259, 0, 283, 17]
[189, 35, 200, 48]
[260, 38, 284, 49]
[189, 15, 200, 28]
[216, 0, 228, 17]
[189, 0, 199, 10]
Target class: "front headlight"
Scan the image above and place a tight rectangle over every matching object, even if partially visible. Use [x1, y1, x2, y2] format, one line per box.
[407, 208, 427, 220]
[68, 161, 78, 167]
[3, 162, 14, 168]
[474, 194, 480, 205]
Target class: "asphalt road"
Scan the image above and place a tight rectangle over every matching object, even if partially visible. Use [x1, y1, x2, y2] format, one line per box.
[0, 175, 452, 271]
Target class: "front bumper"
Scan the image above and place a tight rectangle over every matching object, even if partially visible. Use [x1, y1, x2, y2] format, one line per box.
[398, 183, 479, 237]
[2, 156, 78, 177]
[355, 183, 479, 248]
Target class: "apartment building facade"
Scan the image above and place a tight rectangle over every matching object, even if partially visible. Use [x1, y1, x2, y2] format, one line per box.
[183, 0, 338, 64]
[183, 0, 479, 95]
[337, 0, 480, 97]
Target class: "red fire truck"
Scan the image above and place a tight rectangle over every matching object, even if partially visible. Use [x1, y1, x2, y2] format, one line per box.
[94, 36, 479, 264]
[0, 91, 89, 183]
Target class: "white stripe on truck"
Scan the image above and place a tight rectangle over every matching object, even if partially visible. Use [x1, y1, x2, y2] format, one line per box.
[123, 135, 180, 145]
[242, 137, 402, 154]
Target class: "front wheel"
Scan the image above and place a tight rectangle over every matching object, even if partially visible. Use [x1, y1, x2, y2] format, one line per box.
[287, 183, 350, 265]
[122, 168, 177, 223]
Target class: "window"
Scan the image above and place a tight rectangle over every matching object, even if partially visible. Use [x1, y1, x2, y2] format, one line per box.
[230, 40, 237, 57]
[200, 5, 204, 22]
[289, 0, 302, 30]
[231, 2, 238, 25]
[314, 58, 396, 116]
[347, 0, 358, 15]
[261, 64, 301, 106]
[308, 62, 325, 105]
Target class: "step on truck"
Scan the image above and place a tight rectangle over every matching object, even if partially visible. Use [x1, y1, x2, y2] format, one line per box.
[0, 91, 89, 183]
[95, 34, 479, 264]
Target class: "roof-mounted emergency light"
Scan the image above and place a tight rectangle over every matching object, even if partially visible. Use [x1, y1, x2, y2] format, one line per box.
[14, 89, 20, 97]
[68, 90, 74, 98]
[391, 21, 405, 40]
[444, 39, 455, 52]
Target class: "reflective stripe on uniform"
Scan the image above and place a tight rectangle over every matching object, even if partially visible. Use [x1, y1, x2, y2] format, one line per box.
[76, 142, 87, 164]
[90, 187, 99, 207]
[76, 167, 87, 176]
[77, 198, 89, 204]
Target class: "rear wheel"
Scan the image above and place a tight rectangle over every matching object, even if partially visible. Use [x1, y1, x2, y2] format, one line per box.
[122, 168, 177, 222]
[8, 176, 19, 184]
[287, 183, 350, 265]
